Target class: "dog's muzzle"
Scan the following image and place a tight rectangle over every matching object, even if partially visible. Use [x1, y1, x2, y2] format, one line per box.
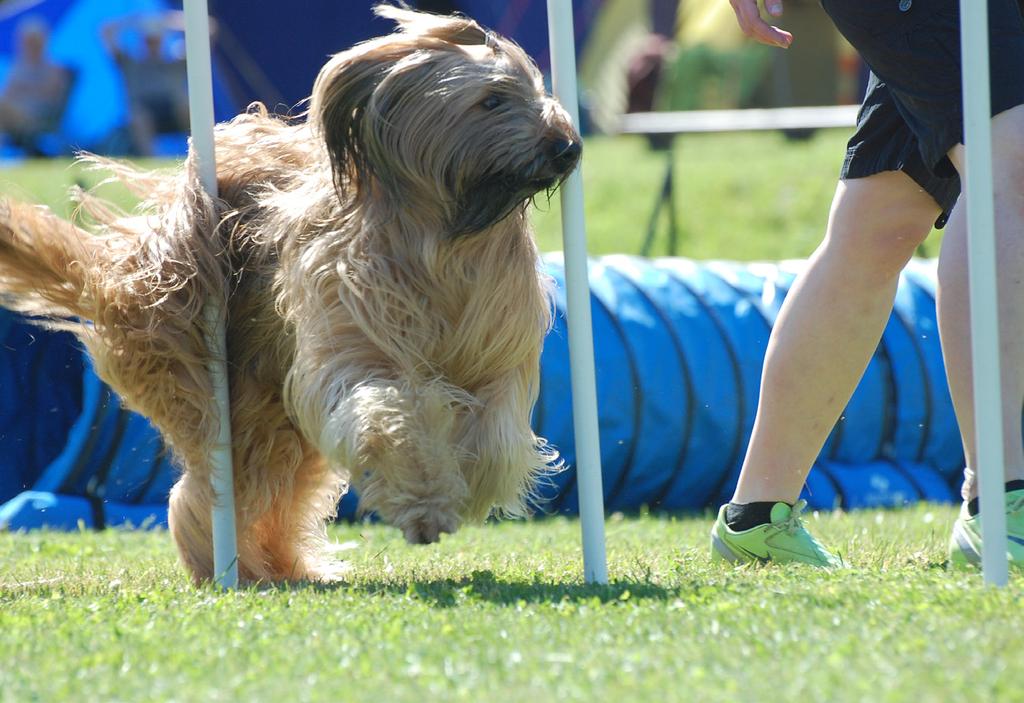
[449, 137, 582, 236]
[549, 138, 581, 175]
[528, 138, 581, 190]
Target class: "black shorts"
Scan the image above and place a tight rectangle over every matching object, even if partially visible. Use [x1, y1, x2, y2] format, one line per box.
[821, 0, 1024, 227]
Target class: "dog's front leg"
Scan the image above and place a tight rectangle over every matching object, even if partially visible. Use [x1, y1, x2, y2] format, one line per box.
[459, 364, 558, 523]
[312, 379, 472, 544]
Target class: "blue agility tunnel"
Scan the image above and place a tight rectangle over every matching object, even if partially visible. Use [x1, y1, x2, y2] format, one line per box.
[531, 254, 964, 514]
[0, 311, 175, 529]
[1, 257, 968, 530]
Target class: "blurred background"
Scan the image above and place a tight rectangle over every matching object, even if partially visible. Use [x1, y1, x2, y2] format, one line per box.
[0, 0, 876, 261]
[0, 0, 866, 159]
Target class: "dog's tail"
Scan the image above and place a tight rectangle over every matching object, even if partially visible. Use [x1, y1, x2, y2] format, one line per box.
[0, 197, 101, 320]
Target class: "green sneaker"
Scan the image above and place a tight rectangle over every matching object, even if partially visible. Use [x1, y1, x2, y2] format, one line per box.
[710, 499, 844, 568]
[948, 489, 1024, 570]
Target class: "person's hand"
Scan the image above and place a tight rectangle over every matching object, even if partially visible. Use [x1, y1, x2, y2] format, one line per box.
[728, 0, 793, 48]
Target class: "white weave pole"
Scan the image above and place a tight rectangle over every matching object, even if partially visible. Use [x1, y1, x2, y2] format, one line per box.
[546, 0, 608, 585]
[960, 0, 1008, 586]
[184, 0, 238, 590]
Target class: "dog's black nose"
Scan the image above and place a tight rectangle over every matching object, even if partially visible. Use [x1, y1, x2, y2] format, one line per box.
[548, 138, 582, 173]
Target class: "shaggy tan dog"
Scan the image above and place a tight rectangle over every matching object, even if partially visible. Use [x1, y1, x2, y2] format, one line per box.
[0, 6, 580, 583]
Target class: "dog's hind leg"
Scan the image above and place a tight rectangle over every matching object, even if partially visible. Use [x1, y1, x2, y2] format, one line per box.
[168, 466, 287, 586]
[168, 462, 336, 586]
[248, 453, 348, 583]
[167, 471, 217, 584]
[186, 377, 349, 584]
[168, 469, 279, 586]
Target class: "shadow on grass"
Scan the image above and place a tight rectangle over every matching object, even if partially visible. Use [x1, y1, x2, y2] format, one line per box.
[280, 569, 675, 608]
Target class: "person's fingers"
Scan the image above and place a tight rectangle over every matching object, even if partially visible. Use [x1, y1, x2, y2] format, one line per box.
[729, 0, 793, 48]
[763, 23, 793, 48]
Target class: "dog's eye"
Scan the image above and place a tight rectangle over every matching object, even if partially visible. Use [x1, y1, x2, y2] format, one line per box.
[481, 93, 503, 111]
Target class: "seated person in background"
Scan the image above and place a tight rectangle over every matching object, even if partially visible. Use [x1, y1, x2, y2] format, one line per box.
[0, 17, 69, 152]
[102, 13, 190, 156]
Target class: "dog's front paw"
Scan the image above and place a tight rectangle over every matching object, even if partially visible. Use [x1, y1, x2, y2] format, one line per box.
[401, 511, 460, 545]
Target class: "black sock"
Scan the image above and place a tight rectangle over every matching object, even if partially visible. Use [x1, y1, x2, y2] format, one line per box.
[725, 501, 784, 531]
[966, 479, 1024, 516]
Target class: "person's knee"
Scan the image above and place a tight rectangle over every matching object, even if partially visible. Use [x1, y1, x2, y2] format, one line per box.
[825, 180, 935, 280]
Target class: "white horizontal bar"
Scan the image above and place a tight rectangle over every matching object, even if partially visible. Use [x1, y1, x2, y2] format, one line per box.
[619, 105, 859, 135]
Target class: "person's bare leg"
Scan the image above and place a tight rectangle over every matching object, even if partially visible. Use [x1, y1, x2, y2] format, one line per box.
[173, 96, 190, 133]
[936, 104, 1024, 501]
[731, 171, 940, 504]
[128, 106, 156, 157]
[0, 101, 30, 135]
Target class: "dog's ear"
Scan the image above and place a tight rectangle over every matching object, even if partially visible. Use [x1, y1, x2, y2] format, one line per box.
[374, 4, 490, 47]
[312, 8, 494, 198]
[309, 46, 385, 196]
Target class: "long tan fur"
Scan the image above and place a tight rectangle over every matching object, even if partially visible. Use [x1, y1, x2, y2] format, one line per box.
[0, 5, 580, 583]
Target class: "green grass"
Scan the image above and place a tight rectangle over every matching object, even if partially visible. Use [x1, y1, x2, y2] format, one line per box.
[0, 157, 165, 220]
[0, 130, 943, 261]
[531, 130, 853, 259]
[2, 507, 1022, 703]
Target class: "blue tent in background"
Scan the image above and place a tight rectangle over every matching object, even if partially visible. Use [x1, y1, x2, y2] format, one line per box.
[457, 0, 603, 71]
[0, 0, 237, 155]
[193, 0, 605, 118]
[0, 0, 604, 156]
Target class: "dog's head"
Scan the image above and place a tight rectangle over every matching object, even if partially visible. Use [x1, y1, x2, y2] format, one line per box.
[309, 4, 581, 235]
